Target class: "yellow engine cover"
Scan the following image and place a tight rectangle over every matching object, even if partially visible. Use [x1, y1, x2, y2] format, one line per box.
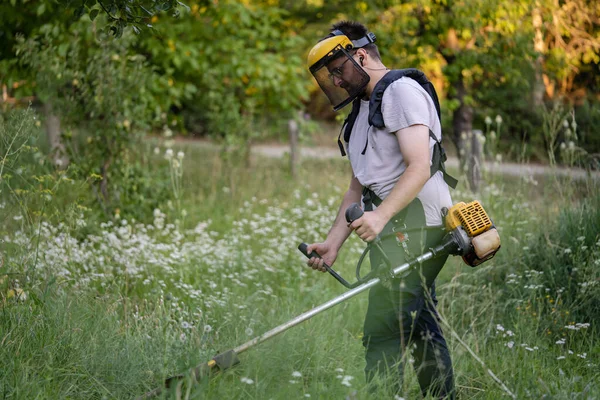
[445, 201, 493, 237]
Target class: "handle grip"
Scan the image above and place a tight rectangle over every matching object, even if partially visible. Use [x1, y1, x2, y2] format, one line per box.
[298, 243, 330, 268]
[345, 202, 364, 224]
[298, 243, 357, 289]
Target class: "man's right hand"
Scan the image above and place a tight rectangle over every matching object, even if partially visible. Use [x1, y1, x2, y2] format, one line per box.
[305, 242, 338, 273]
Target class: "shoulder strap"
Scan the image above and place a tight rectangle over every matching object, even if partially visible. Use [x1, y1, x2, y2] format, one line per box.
[337, 98, 361, 156]
[429, 130, 458, 189]
[338, 69, 458, 189]
[369, 68, 441, 128]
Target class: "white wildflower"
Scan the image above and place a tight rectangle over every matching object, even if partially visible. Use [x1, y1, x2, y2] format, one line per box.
[177, 151, 185, 160]
[506, 341, 514, 349]
[565, 128, 572, 139]
[495, 115, 503, 124]
[165, 148, 174, 159]
[292, 371, 302, 378]
[557, 356, 566, 360]
[485, 116, 492, 125]
[204, 324, 213, 333]
[341, 375, 354, 387]
[240, 377, 254, 385]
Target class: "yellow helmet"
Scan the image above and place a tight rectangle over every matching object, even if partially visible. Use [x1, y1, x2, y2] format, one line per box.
[307, 35, 354, 71]
[307, 31, 375, 111]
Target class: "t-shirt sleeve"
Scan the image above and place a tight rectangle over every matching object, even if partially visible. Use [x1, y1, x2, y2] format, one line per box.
[380, 79, 433, 133]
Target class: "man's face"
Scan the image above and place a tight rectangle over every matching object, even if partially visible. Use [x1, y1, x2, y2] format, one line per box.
[326, 54, 359, 92]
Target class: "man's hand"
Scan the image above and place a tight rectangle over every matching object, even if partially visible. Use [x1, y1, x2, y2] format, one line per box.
[350, 210, 388, 242]
[305, 242, 338, 272]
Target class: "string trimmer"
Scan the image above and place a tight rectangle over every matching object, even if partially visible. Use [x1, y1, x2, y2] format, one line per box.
[137, 200, 500, 399]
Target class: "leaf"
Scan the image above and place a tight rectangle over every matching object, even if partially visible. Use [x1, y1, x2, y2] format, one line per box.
[89, 9, 100, 21]
[37, 3, 46, 16]
[74, 6, 86, 20]
[177, 1, 190, 12]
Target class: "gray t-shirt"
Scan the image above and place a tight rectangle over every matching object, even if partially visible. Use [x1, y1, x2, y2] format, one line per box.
[346, 77, 452, 226]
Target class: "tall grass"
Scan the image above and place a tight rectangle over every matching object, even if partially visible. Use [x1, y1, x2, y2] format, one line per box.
[1, 134, 599, 399]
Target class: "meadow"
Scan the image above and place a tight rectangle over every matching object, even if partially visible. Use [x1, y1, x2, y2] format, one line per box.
[1, 135, 599, 399]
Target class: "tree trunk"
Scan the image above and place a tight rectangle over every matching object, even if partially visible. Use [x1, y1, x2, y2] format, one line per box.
[532, 4, 545, 107]
[468, 130, 483, 193]
[288, 118, 299, 178]
[42, 102, 69, 169]
[100, 158, 111, 205]
[451, 75, 474, 177]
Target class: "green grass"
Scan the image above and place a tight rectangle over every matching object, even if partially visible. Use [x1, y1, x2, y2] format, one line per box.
[1, 143, 599, 399]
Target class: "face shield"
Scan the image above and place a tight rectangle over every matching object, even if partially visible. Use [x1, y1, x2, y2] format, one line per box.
[307, 35, 371, 111]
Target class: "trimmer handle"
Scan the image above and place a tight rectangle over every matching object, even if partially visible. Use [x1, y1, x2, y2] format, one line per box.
[345, 202, 364, 224]
[298, 243, 359, 289]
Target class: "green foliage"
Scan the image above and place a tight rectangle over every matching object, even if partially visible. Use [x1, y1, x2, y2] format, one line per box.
[140, 0, 310, 143]
[65, 0, 190, 38]
[503, 191, 600, 328]
[0, 108, 88, 230]
[1, 146, 599, 398]
[15, 18, 174, 217]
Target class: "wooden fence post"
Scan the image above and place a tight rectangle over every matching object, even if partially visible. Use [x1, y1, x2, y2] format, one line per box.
[469, 129, 483, 193]
[288, 118, 299, 178]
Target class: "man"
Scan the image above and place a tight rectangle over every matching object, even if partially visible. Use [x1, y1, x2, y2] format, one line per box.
[305, 21, 455, 398]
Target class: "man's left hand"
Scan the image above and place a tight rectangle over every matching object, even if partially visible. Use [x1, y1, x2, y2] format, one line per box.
[350, 210, 388, 242]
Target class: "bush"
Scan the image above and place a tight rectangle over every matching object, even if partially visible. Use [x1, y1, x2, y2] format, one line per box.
[15, 17, 175, 218]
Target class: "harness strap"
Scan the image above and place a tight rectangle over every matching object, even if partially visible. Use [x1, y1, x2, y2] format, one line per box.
[429, 130, 459, 189]
[337, 69, 458, 189]
[362, 186, 382, 212]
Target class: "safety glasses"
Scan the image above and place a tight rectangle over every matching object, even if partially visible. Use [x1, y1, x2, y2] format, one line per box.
[327, 57, 352, 81]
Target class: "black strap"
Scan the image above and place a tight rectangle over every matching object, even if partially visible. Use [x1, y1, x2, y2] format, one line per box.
[429, 130, 458, 189]
[369, 69, 441, 129]
[338, 98, 361, 157]
[339, 69, 458, 188]
[362, 186, 382, 212]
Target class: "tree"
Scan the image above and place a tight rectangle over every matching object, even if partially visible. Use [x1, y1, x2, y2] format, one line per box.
[139, 0, 310, 146]
[533, 0, 600, 102]
[16, 17, 173, 215]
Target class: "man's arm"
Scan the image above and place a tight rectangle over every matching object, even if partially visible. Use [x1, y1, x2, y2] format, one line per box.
[306, 174, 363, 271]
[351, 124, 431, 242]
